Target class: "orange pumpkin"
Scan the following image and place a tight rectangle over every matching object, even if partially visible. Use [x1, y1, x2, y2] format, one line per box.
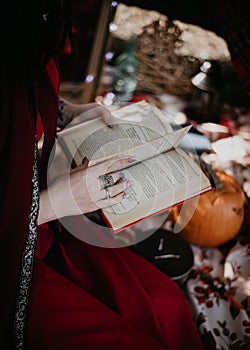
[172, 171, 245, 247]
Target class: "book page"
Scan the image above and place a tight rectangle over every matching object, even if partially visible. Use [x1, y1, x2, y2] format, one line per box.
[111, 101, 173, 134]
[57, 101, 174, 167]
[102, 148, 211, 231]
[88, 125, 191, 167]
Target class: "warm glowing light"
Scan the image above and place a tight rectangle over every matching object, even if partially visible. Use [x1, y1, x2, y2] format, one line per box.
[85, 75, 94, 83]
[109, 23, 118, 32]
[103, 97, 113, 106]
[103, 92, 116, 106]
[106, 92, 115, 100]
[105, 52, 114, 61]
[203, 61, 212, 70]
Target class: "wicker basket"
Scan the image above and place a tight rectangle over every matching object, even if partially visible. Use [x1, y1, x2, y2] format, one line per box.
[135, 19, 200, 97]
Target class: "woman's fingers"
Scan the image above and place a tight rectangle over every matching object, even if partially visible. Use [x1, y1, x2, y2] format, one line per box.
[99, 181, 131, 207]
[99, 170, 125, 190]
[102, 180, 131, 199]
[68, 155, 137, 212]
[98, 105, 113, 127]
[70, 103, 113, 127]
[85, 104, 113, 127]
[101, 192, 128, 208]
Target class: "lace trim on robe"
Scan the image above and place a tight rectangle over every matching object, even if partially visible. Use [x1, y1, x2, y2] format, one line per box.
[14, 134, 40, 349]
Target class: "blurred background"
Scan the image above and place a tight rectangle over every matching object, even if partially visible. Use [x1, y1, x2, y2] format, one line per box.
[58, 2, 250, 348]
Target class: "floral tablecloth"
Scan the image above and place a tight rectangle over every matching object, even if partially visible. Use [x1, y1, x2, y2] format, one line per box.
[180, 128, 250, 350]
[185, 240, 250, 350]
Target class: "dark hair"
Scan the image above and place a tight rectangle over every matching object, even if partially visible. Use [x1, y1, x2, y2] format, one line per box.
[1, 0, 72, 76]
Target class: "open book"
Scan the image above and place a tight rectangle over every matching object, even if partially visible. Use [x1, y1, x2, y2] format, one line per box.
[57, 101, 212, 233]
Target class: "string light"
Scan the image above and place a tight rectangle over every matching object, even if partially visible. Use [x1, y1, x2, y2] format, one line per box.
[85, 75, 94, 83]
[103, 92, 116, 105]
[109, 23, 118, 32]
[105, 52, 114, 61]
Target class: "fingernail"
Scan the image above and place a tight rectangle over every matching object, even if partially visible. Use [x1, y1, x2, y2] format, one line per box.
[107, 123, 113, 128]
[123, 192, 129, 198]
[119, 172, 126, 180]
[126, 180, 133, 188]
[128, 157, 137, 163]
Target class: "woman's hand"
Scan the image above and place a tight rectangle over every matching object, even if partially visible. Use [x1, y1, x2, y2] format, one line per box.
[38, 156, 135, 225]
[52, 100, 114, 182]
[58, 97, 113, 129]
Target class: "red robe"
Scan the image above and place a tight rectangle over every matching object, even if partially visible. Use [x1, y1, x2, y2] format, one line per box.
[1, 59, 204, 349]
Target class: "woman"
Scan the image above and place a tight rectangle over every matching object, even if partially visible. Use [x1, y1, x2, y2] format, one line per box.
[0, 1, 204, 349]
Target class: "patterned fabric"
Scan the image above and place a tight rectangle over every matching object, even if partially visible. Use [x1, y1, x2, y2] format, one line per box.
[186, 243, 250, 350]
[14, 135, 40, 349]
[9, 60, 59, 349]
